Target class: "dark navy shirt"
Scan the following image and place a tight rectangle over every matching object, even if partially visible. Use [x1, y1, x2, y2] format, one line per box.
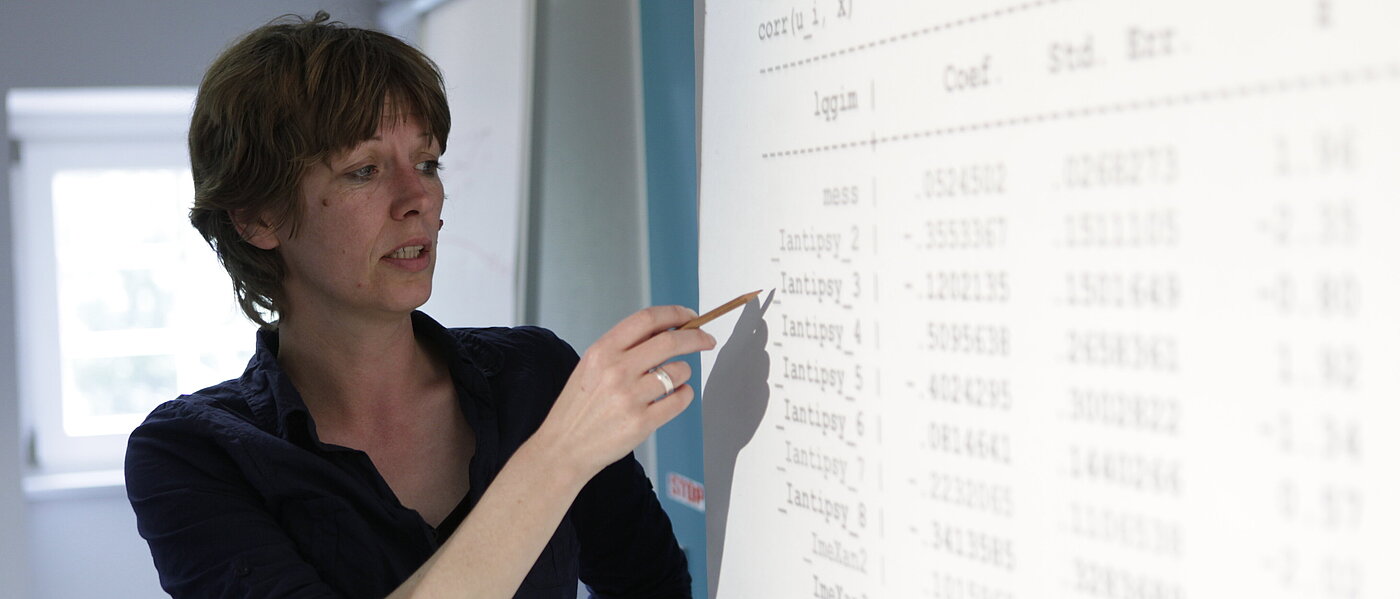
[125, 311, 691, 598]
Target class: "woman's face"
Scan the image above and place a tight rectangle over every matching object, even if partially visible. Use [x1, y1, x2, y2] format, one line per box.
[256, 110, 445, 322]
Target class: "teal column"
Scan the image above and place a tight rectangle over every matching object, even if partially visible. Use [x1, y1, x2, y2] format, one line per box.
[637, 2, 705, 598]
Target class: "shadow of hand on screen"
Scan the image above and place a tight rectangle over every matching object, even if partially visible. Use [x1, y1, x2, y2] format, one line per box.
[701, 290, 773, 599]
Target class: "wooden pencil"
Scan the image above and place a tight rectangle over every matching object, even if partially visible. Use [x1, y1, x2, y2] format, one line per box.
[679, 290, 764, 330]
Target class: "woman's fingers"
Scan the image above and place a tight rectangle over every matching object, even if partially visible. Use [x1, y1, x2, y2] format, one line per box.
[541, 305, 720, 475]
[644, 360, 694, 400]
[592, 305, 699, 354]
[643, 383, 695, 430]
[625, 328, 715, 374]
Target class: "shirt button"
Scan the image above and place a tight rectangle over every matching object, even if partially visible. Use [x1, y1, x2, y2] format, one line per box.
[236, 565, 252, 577]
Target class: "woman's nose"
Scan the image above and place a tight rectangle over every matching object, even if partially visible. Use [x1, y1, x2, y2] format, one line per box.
[389, 162, 433, 219]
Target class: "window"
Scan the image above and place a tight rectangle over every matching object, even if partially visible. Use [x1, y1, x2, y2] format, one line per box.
[9, 88, 255, 473]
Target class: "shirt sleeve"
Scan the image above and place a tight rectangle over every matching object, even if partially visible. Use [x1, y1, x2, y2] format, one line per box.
[124, 401, 343, 599]
[573, 454, 693, 598]
[494, 326, 692, 597]
[524, 331, 691, 598]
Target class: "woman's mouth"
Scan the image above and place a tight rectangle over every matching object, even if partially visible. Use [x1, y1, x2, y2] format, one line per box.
[382, 242, 432, 273]
[387, 245, 424, 259]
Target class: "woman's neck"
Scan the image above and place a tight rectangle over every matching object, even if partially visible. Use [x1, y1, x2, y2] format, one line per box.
[274, 308, 443, 434]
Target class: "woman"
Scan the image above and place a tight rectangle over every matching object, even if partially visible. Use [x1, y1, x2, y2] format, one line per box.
[124, 13, 712, 598]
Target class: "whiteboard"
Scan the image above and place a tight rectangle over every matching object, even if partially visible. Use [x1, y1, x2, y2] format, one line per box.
[418, 0, 534, 326]
[698, 1, 1400, 597]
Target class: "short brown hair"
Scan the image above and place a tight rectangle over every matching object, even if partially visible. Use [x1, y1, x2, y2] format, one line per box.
[188, 11, 450, 327]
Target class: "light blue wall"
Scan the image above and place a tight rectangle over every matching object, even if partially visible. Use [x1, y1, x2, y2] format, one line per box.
[638, 3, 707, 598]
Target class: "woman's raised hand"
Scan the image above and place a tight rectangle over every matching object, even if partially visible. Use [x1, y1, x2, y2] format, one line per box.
[535, 306, 717, 479]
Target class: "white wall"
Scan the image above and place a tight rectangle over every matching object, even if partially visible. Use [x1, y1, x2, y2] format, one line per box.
[0, 3, 378, 597]
[23, 485, 162, 599]
[417, 0, 534, 329]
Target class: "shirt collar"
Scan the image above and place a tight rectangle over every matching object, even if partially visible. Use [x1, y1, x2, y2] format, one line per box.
[243, 310, 503, 444]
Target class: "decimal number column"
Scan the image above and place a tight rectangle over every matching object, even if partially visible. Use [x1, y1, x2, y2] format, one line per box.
[1050, 138, 1188, 599]
[888, 151, 1019, 598]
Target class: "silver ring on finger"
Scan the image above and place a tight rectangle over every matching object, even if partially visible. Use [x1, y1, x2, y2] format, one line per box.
[650, 366, 676, 397]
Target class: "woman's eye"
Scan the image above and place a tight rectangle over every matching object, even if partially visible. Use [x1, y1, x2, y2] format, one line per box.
[417, 160, 443, 176]
[348, 165, 377, 180]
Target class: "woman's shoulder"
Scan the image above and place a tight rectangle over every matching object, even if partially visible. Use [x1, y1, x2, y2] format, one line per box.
[443, 325, 581, 370]
[130, 375, 271, 445]
[124, 376, 284, 501]
[438, 326, 580, 423]
[455, 324, 574, 348]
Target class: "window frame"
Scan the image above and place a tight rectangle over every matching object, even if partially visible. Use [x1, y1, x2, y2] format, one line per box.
[8, 87, 228, 474]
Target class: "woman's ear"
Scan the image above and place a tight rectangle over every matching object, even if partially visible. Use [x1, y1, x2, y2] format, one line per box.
[230, 210, 281, 250]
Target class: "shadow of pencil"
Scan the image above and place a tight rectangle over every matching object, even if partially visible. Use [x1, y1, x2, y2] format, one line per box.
[701, 289, 773, 599]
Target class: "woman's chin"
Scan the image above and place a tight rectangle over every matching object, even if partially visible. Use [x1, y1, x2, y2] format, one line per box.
[393, 287, 433, 314]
